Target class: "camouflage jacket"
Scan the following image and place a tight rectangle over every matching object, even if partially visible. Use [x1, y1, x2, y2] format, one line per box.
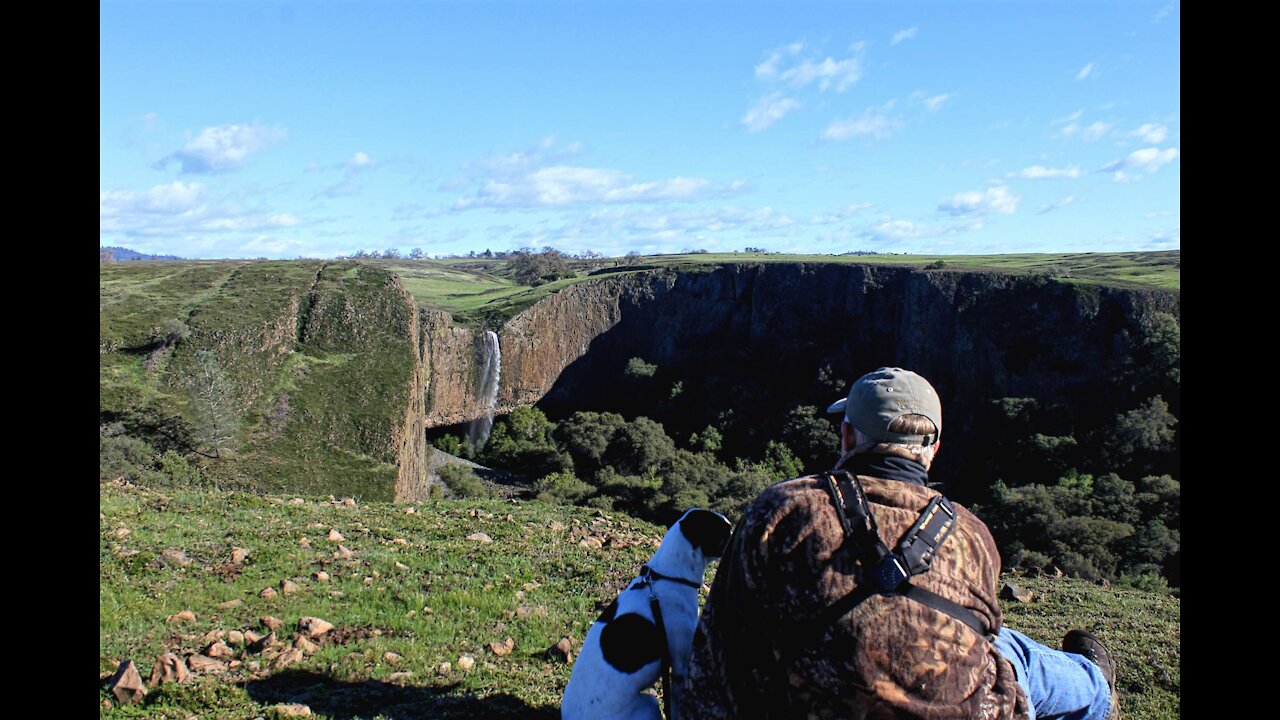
[680, 457, 1029, 720]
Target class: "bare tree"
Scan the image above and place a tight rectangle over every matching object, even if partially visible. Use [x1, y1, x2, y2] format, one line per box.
[188, 350, 239, 459]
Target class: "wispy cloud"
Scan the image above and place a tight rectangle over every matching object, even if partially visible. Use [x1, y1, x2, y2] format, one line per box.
[1131, 123, 1169, 144]
[938, 185, 1020, 216]
[315, 151, 378, 199]
[100, 181, 306, 238]
[754, 41, 864, 92]
[451, 166, 745, 211]
[912, 92, 952, 113]
[742, 93, 803, 133]
[1153, 2, 1176, 22]
[1011, 165, 1082, 179]
[1076, 62, 1096, 81]
[156, 123, 287, 174]
[891, 27, 918, 45]
[1037, 195, 1077, 215]
[1100, 147, 1179, 181]
[822, 104, 901, 141]
[1057, 116, 1112, 142]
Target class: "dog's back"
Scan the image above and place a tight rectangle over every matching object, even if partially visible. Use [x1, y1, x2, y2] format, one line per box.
[561, 509, 732, 720]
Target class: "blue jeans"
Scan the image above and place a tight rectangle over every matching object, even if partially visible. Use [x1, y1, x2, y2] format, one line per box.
[993, 628, 1113, 720]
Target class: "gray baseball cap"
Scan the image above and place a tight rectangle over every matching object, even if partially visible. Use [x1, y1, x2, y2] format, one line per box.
[826, 367, 942, 446]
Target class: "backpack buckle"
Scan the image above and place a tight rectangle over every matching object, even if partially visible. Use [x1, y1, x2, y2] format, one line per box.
[867, 554, 909, 592]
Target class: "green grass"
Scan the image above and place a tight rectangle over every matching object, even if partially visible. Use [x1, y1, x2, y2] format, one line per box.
[100, 481, 1178, 719]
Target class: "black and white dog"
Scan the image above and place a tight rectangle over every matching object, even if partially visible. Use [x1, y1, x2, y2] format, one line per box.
[562, 508, 733, 720]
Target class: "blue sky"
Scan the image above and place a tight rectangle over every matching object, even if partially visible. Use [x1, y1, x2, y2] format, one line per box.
[100, 1, 1180, 259]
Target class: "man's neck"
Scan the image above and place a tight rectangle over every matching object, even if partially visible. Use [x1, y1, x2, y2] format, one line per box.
[834, 451, 930, 486]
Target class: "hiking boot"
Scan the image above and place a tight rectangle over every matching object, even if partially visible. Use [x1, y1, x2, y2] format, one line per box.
[1062, 629, 1120, 720]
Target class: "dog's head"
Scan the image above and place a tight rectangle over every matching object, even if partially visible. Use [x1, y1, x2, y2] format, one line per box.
[675, 508, 733, 560]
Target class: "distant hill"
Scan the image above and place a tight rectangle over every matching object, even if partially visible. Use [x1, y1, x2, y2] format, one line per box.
[100, 246, 184, 262]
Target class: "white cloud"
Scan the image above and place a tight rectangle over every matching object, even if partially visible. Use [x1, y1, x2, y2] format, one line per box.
[1011, 165, 1082, 179]
[938, 185, 1021, 216]
[347, 151, 373, 168]
[754, 42, 864, 92]
[451, 166, 742, 210]
[1154, 2, 1175, 22]
[742, 93, 802, 133]
[1076, 62, 1096, 81]
[1101, 147, 1179, 181]
[1036, 195, 1076, 215]
[822, 106, 901, 141]
[100, 182, 205, 217]
[891, 27, 918, 45]
[1053, 110, 1084, 126]
[100, 181, 306, 239]
[1058, 118, 1112, 142]
[917, 93, 951, 112]
[316, 151, 379, 199]
[158, 123, 287, 173]
[1131, 123, 1169, 144]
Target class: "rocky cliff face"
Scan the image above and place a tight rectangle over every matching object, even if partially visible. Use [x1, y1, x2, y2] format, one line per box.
[411, 263, 1179, 495]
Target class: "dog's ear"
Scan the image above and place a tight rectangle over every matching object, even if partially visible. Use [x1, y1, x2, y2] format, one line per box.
[599, 613, 663, 673]
[677, 509, 733, 558]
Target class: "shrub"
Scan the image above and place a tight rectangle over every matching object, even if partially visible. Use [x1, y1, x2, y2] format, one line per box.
[437, 463, 492, 499]
[536, 471, 596, 505]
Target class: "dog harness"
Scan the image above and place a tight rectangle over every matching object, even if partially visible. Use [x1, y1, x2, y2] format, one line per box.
[640, 564, 701, 720]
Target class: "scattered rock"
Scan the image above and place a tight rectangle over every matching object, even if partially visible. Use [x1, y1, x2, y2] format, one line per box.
[231, 548, 250, 564]
[388, 671, 414, 682]
[218, 599, 244, 610]
[271, 702, 312, 717]
[295, 636, 320, 654]
[281, 579, 301, 595]
[328, 529, 344, 542]
[516, 606, 531, 618]
[522, 581, 541, 592]
[202, 629, 226, 644]
[579, 537, 603, 549]
[114, 527, 131, 538]
[262, 616, 284, 631]
[437, 662, 451, 675]
[404, 506, 417, 515]
[548, 636, 575, 663]
[298, 616, 335, 638]
[299, 537, 311, 548]
[227, 630, 245, 646]
[289, 498, 305, 505]
[335, 544, 354, 559]
[271, 648, 305, 671]
[244, 630, 264, 647]
[489, 638, 515, 656]
[166, 610, 196, 624]
[329, 591, 344, 599]
[394, 561, 410, 571]
[467, 532, 493, 544]
[383, 652, 402, 664]
[1000, 583, 1034, 603]
[108, 660, 148, 704]
[148, 652, 190, 686]
[187, 654, 226, 673]
[515, 590, 525, 601]
[206, 641, 235, 659]
[314, 571, 331, 582]
[392, 538, 409, 545]
[422, 606, 434, 615]
[260, 587, 279, 600]
[363, 577, 373, 586]
[457, 655, 475, 671]
[549, 521, 566, 532]
[162, 549, 193, 566]
[341, 497, 357, 507]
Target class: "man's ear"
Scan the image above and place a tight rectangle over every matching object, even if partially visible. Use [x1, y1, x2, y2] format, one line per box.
[840, 420, 856, 451]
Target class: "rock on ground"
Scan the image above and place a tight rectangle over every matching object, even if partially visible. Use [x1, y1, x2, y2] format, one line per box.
[148, 652, 190, 686]
[298, 616, 335, 638]
[109, 660, 147, 704]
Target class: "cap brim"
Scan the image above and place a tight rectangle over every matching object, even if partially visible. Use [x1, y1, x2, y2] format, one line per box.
[826, 398, 847, 415]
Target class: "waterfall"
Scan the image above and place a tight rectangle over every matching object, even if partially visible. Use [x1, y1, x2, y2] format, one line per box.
[467, 330, 502, 449]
